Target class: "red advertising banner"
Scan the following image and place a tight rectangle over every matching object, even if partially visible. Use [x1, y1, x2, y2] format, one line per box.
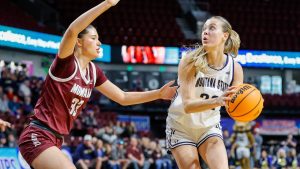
[260, 119, 298, 135]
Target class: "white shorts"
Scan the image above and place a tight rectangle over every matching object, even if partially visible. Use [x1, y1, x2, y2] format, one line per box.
[236, 147, 250, 159]
[165, 117, 223, 150]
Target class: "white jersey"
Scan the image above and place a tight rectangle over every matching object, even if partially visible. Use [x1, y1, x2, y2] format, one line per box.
[168, 54, 234, 128]
[235, 132, 250, 147]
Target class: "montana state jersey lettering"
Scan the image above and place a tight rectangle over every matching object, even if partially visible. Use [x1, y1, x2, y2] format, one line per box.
[31, 55, 107, 134]
[168, 55, 234, 128]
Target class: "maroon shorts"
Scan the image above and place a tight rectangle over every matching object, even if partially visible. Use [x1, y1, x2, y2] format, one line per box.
[18, 125, 63, 165]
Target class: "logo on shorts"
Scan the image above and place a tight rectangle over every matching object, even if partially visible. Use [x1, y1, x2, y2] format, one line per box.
[215, 123, 222, 130]
[31, 133, 41, 147]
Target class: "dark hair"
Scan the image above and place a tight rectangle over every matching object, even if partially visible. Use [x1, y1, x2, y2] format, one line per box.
[78, 25, 96, 38]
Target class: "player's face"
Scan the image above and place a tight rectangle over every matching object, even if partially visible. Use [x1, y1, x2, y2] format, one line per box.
[80, 28, 101, 59]
[201, 18, 228, 51]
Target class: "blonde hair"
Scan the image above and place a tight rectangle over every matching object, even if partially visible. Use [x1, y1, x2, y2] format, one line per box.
[183, 16, 240, 73]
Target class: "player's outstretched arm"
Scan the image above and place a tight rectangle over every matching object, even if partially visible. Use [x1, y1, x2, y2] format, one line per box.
[58, 0, 120, 59]
[0, 119, 11, 131]
[96, 80, 178, 106]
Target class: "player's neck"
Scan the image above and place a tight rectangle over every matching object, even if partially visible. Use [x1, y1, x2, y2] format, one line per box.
[74, 52, 90, 70]
[206, 50, 225, 69]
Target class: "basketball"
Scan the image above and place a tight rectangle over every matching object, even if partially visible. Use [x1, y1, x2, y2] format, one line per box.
[226, 84, 264, 122]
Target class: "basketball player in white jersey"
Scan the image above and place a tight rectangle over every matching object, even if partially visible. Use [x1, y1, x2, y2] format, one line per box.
[166, 16, 244, 169]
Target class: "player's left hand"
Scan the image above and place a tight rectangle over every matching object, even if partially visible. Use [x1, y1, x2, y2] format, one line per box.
[105, 0, 120, 6]
[159, 80, 178, 100]
[0, 119, 11, 131]
[217, 86, 237, 107]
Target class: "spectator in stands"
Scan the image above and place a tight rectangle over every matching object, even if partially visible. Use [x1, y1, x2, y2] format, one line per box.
[6, 87, 15, 101]
[254, 128, 263, 165]
[126, 137, 146, 169]
[74, 134, 99, 169]
[18, 0, 177, 169]
[257, 149, 272, 169]
[18, 79, 31, 98]
[22, 96, 33, 115]
[29, 77, 42, 105]
[109, 139, 129, 169]
[122, 122, 137, 138]
[95, 139, 107, 169]
[1, 70, 15, 89]
[0, 94, 10, 113]
[102, 126, 118, 144]
[286, 148, 299, 168]
[142, 139, 154, 169]
[7, 133, 17, 147]
[286, 133, 297, 151]
[150, 141, 173, 169]
[0, 133, 7, 147]
[166, 16, 242, 169]
[114, 121, 124, 136]
[275, 148, 287, 168]
[82, 109, 97, 127]
[8, 95, 21, 115]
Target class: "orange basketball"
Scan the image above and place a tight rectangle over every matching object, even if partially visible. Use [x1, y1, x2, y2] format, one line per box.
[226, 84, 264, 122]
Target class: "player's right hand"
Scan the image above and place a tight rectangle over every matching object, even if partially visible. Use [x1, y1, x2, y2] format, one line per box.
[0, 119, 11, 131]
[105, 0, 120, 6]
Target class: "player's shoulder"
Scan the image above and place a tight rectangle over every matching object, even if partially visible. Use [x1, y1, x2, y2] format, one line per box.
[233, 60, 243, 71]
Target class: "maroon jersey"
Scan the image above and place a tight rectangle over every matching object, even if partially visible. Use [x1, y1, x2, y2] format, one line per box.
[31, 54, 107, 134]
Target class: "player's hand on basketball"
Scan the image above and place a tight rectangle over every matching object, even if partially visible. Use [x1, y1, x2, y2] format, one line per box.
[159, 80, 178, 100]
[105, 0, 120, 6]
[216, 86, 237, 107]
[0, 119, 11, 131]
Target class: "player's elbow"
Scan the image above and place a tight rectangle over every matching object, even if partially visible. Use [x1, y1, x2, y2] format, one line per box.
[117, 93, 130, 106]
[115, 97, 127, 106]
[118, 100, 129, 106]
[65, 26, 78, 37]
[183, 101, 193, 114]
[184, 107, 193, 114]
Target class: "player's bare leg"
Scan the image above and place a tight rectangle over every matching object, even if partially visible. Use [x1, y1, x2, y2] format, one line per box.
[198, 137, 228, 169]
[171, 145, 201, 169]
[31, 146, 76, 169]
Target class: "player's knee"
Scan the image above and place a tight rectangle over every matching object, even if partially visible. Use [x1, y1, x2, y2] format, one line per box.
[212, 160, 228, 169]
[189, 158, 200, 169]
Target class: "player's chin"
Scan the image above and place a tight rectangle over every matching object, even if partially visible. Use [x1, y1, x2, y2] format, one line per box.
[89, 53, 98, 60]
[202, 44, 213, 51]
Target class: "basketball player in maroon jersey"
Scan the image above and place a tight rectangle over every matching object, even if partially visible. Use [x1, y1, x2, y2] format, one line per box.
[18, 0, 177, 168]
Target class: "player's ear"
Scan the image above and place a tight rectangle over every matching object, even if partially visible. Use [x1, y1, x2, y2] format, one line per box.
[76, 38, 83, 47]
[223, 32, 229, 42]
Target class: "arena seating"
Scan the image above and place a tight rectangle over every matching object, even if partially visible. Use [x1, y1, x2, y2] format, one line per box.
[1, 0, 299, 50]
[52, 0, 186, 46]
[0, 0, 57, 34]
[205, 0, 300, 51]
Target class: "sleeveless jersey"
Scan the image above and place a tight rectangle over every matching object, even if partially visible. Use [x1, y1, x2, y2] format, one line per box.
[31, 55, 107, 134]
[235, 132, 250, 147]
[168, 55, 234, 128]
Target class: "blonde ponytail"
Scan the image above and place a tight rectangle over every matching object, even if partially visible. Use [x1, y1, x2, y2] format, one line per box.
[224, 29, 240, 57]
[181, 16, 241, 78]
[183, 44, 208, 73]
